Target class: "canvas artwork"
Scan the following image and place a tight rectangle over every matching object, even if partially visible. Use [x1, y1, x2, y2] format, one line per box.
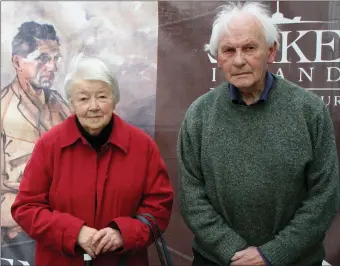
[1, 2, 158, 265]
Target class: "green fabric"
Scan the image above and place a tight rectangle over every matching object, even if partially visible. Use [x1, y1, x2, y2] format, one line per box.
[177, 76, 340, 266]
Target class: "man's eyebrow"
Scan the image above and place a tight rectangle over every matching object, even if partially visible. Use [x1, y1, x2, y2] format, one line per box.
[220, 41, 258, 49]
[243, 42, 258, 46]
[36, 53, 48, 57]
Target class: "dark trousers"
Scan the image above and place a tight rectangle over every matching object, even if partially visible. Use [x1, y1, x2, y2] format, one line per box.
[191, 249, 324, 266]
[192, 249, 220, 266]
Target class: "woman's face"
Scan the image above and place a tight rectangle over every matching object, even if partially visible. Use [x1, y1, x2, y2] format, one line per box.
[70, 79, 115, 136]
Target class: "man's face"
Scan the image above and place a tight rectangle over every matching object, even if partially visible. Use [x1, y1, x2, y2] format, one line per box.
[217, 16, 277, 92]
[17, 40, 61, 91]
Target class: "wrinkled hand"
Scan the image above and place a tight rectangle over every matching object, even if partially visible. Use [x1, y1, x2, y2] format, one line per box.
[231, 247, 267, 266]
[92, 227, 123, 255]
[77, 225, 98, 258]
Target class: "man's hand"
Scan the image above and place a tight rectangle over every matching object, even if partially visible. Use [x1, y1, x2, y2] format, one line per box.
[230, 247, 267, 266]
[92, 227, 123, 255]
[77, 225, 98, 258]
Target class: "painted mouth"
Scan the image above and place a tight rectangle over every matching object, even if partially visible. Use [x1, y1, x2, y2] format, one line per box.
[41, 75, 54, 82]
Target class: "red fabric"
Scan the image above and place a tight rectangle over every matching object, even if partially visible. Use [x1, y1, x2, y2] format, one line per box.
[11, 114, 174, 266]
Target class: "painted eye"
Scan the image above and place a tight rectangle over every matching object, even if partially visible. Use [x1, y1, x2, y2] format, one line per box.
[54, 55, 62, 63]
[39, 55, 51, 64]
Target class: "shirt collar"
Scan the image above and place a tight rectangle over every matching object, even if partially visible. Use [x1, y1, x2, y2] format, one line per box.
[60, 113, 130, 154]
[229, 72, 274, 104]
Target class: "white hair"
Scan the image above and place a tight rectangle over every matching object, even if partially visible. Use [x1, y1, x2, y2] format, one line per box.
[64, 54, 120, 104]
[204, 2, 280, 57]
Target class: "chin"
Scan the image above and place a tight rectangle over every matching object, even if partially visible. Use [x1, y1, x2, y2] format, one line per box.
[88, 123, 104, 130]
[233, 80, 254, 89]
[87, 127, 103, 136]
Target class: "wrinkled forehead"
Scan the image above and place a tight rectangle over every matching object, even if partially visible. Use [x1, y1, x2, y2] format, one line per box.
[72, 80, 111, 94]
[26, 40, 61, 60]
[221, 15, 265, 42]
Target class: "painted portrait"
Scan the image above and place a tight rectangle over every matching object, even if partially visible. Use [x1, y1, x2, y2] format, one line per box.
[1, 2, 158, 264]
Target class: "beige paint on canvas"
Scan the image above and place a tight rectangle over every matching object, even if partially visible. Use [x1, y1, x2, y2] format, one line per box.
[1, 1, 158, 134]
[1, 0, 158, 246]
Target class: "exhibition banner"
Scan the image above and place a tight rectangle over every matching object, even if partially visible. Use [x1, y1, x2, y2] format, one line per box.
[1, 1, 339, 265]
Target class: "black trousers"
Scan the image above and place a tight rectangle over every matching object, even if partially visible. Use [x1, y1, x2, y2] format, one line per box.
[192, 249, 324, 266]
[192, 249, 220, 266]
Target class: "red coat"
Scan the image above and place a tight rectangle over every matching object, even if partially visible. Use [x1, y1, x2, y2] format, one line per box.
[11, 114, 174, 266]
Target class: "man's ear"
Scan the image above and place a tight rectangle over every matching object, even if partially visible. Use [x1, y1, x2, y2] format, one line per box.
[267, 42, 277, 64]
[12, 55, 23, 72]
[217, 58, 222, 69]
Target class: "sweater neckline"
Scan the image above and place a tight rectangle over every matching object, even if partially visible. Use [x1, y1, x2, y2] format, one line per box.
[223, 77, 284, 112]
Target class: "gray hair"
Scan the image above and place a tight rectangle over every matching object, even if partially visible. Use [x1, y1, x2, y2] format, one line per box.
[204, 2, 280, 57]
[64, 55, 120, 104]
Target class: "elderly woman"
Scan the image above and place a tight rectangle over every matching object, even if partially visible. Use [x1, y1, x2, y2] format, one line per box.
[11, 56, 174, 266]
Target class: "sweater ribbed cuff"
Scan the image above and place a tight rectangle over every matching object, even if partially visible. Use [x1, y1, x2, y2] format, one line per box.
[226, 239, 249, 261]
[257, 247, 271, 266]
[194, 236, 248, 264]
[259, 241, 292, 266]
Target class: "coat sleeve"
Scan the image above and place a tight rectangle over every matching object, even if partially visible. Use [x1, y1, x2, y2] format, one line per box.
[109, 138, 174, 252]
[11, 137, 85, 255]
[259, 105, 340, 265]
[177, 111, 248, 265]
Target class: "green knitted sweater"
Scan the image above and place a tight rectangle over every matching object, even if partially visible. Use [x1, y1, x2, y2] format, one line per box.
[177, 76, 340, 266]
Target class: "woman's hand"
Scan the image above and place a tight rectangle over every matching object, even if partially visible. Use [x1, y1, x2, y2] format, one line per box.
[92, 227, 124, 255]
[77, 225, 98, 258]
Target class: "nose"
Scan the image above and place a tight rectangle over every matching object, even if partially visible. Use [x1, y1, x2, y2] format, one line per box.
[45, 59, 57, 72]
[232, 50, 246, 67]
[89, 97, 99, 110]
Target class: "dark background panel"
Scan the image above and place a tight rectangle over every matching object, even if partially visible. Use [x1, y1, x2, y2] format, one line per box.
[155, 1, 340, 265]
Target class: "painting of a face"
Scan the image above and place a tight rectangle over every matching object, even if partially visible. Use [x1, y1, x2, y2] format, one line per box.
[19, 40, 62, 91]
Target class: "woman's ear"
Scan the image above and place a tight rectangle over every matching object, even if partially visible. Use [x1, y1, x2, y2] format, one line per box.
[68, 98, 75, 113]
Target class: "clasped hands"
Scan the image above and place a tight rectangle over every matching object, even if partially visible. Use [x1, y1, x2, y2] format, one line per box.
[77, 225, 123, 258]
[230, 246, 267, 266]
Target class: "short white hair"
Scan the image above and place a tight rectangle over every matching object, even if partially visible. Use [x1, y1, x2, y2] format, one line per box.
[64, 55, 120, 104]
[204, 2, 280, 57]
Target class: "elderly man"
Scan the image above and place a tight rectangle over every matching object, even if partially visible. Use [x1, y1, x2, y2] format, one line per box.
[177, 2, 340, 266]
[1, 21, 70, 263]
